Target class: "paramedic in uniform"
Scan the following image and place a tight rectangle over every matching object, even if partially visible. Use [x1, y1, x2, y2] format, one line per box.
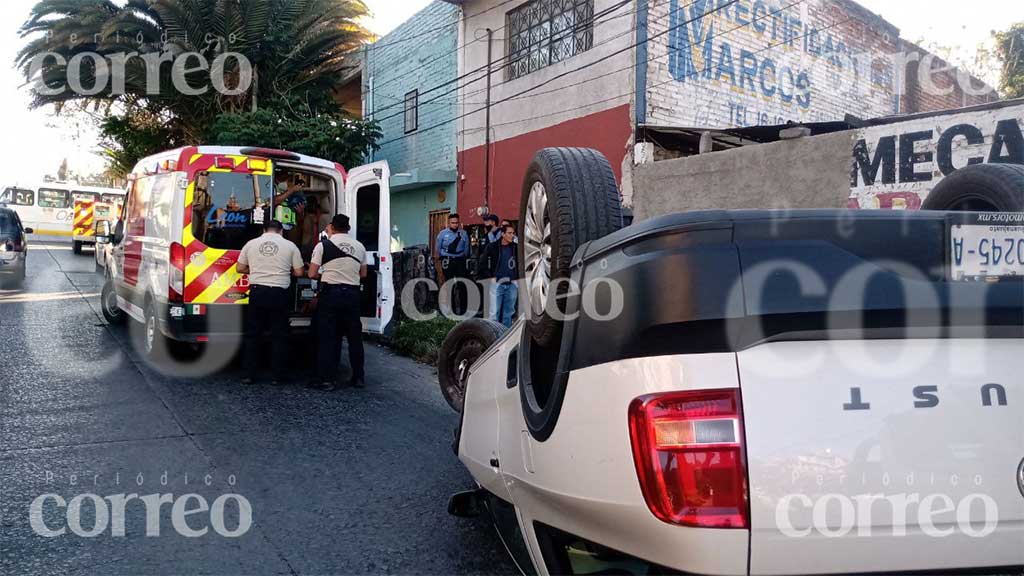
[237, 220, 305, 385]
[309, 214, 367, 391]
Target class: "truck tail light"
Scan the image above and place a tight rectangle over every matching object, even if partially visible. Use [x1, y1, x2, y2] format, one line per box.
[628, 389, 749, 529]
[169, 242, 186, 304]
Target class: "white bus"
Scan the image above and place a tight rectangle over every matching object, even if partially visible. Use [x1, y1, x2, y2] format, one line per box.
[0, 183, 126, 238]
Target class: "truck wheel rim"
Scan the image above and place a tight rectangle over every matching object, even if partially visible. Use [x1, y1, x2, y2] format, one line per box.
[524, 181, 552, 316]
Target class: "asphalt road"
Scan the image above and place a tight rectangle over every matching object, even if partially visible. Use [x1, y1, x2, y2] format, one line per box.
[0, 238, 518, 575]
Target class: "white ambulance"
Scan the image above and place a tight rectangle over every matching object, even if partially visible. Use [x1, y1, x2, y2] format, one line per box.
[99, 146, 394, 359]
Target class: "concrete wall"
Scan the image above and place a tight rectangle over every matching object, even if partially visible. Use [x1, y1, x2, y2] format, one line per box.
[390, 184, 456, 250]
[365, 1, 460, 249]
[455, 0, 637, 221]
[367, 1, 460, 174]
[633, 102, 1024, 221]
[632, 130, 856, 221]
[643, 0, 998, 128]
[645, 0, 902, 128]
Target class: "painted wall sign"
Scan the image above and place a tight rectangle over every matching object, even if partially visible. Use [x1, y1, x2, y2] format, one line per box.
[849, 106, 1024, 209]
[649, 0, 899, 128]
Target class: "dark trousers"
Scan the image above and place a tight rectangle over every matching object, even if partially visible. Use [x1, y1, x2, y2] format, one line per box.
[244, 285, 290, 379]
[443, 257, 469, 316]
[317, 284, 364, 382]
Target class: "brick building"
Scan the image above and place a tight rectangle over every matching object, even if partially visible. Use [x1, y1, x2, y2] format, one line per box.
[346, 1, 462, 252]
[442, 0, 998, 223]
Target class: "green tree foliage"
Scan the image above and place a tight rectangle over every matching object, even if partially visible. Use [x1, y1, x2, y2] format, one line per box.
[995, 22, 1024, 99]
[206, 98, 381, 169]
[99, 110, 184, 177]
[17, 0, 377, 174]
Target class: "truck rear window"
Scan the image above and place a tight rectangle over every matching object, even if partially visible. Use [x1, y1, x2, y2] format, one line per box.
[191, 172, 271, 250]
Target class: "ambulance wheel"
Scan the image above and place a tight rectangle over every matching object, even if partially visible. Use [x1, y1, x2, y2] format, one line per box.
[143, 302, 167, 360]
[439, 319, 507, 413]
[922, 164, 1024, 212]
[101, 281, 125, 326]
[519, 148, 623, 348]
[73, 241, 82, 255]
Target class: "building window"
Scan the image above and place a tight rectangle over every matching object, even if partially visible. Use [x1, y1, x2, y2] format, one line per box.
[404, 90, 419, 133]
[506, 0, 594, 81]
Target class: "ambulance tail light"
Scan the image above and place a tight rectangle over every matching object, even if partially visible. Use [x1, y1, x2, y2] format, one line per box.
[628, 389, 749, 529]
[169, 242, 186, 304]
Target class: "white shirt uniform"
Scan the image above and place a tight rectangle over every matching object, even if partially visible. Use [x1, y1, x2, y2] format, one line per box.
[238, 233, 304, 289]
[311, 233, 368, 287]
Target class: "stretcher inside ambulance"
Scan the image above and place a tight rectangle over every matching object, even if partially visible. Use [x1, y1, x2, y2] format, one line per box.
[103, 146, 393, 353]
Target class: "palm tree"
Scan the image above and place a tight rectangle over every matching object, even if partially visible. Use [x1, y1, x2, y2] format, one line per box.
[16, 0, 372, 140]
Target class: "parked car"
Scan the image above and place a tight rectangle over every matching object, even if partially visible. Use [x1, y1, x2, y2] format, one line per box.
[443, 149, 1024, 576]
[100, 146, 394, 361]
[0, 206, 32, 288]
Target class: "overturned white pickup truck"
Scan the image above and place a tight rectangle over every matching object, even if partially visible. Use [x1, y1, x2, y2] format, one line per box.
[441, 147, 1024, 576]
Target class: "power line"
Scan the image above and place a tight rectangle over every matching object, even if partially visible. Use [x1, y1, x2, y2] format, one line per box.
[464, 8, 858, 135]
[363, 0, 524, 98]
[367, 0, 636, 119]
[375, 0, 740, 148]
[487, 0, 801, 105]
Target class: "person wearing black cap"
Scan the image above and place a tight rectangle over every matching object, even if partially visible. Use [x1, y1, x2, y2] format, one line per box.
[308, 213, 368, 391]
[237, 220, 305, 385]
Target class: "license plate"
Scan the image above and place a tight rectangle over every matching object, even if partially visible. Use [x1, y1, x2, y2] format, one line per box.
[950, 213, 1024, 281]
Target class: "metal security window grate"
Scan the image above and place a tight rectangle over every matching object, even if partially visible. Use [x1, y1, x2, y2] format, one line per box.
[506, 0, 594, 81]
[404, 90, 419, 133]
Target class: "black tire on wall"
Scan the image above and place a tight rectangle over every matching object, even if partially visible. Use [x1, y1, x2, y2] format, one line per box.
[518, 148, 623, 348]
[438, 319, 507, 413]
[922, 164, 1024, 211]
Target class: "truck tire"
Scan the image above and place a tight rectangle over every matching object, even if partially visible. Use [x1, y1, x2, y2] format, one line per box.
[101, 280, 126, 325]
[439, 319, 507, 413]
[73, 241, 83, 255]
[922, 164, 1024, 211]
[519, 148, 623, 348]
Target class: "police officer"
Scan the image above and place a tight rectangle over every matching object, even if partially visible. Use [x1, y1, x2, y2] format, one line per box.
[309, 214, 367, 391]
[435, 213, 470, 315]
[237, 220, 305, 385]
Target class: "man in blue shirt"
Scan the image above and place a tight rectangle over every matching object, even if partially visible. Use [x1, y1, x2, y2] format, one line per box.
[435, 213, 471, 315]
[484, 224, 520, 327]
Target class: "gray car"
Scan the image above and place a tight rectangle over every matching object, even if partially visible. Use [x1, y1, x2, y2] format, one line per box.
[0, 207, 31, 288]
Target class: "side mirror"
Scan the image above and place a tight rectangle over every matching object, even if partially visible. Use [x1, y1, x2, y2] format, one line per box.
[95, 222, 112, 244]
[23, 228, 33, 234]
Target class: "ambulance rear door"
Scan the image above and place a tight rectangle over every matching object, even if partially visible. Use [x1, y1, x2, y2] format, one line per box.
[345, 162, 394, 334]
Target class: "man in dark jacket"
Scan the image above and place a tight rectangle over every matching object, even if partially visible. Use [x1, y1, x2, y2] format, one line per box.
[484, 224, 520, 327]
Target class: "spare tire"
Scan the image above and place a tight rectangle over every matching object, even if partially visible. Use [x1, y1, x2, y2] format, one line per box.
[438, 318, 507, 413]
[519, 148, 623, 348]
[922, 164, 1024, 211]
